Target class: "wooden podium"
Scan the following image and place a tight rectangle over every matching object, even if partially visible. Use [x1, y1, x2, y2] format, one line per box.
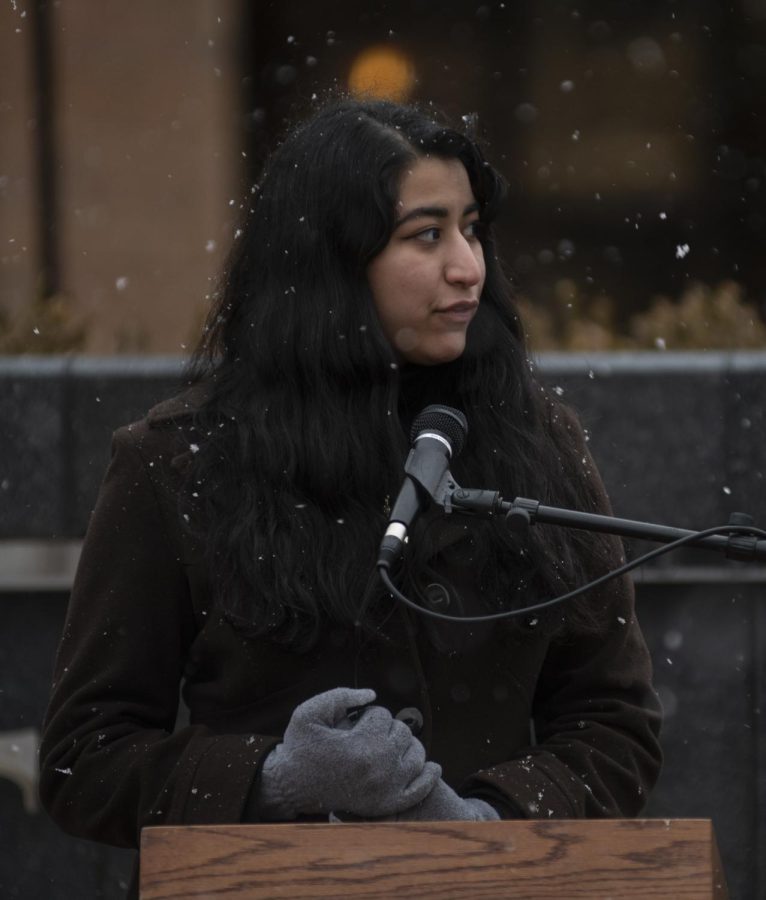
[139, 818, 728, 898]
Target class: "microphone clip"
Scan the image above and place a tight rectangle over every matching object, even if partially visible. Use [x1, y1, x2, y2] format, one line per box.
[443, 486, 505, 518]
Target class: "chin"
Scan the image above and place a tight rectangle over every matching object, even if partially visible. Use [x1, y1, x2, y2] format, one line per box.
[408, 341, 467, 367]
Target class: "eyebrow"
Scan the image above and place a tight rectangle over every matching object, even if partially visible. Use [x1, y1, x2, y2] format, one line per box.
[394, 202, 480, 228]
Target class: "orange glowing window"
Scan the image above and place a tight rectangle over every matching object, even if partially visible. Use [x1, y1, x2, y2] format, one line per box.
[348, 45, 416, 102]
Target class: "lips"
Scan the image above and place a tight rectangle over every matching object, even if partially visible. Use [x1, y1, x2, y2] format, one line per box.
[435, 300, 479, 314]
[436, 300, 479, 312]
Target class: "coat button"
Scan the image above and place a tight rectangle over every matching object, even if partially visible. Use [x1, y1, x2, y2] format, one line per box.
[424, 582, 451, 610]
[395, 706, 424, 735]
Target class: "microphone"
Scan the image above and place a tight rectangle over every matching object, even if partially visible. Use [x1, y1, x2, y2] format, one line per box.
[377, 404, 468, 568]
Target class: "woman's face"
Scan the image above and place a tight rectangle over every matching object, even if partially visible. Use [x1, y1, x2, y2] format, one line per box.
[367, 156, 486, 366]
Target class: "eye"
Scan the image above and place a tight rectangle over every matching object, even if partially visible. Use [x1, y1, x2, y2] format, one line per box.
[414, 227, 441, 243]
[464, 220, 484, 240]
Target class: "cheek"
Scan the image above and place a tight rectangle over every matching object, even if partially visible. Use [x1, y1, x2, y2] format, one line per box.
[377, 292, 419, 353]
[368, 266, 399, 327]
[369, 258, 423, 324]
[368, 273, 428, 358]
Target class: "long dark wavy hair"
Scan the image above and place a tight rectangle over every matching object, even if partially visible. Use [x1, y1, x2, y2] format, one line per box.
[185, 97, 617, 649]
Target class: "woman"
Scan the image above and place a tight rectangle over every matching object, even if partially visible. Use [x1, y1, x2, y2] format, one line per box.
[39, 98, 661, 868]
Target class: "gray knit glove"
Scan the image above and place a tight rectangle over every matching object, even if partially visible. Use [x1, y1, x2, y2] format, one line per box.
[256, 687, 441, 819]
[385, 778, 500, 822]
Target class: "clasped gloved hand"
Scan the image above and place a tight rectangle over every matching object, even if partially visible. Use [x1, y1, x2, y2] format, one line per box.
[257, 687, 441, 819]
[384, 778, 500, 821]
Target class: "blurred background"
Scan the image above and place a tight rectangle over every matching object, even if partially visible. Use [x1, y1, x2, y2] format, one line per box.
[1, 0, 765, 354]
[1, 2, 765, 898]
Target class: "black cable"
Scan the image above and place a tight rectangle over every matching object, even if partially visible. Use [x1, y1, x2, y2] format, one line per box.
[378, 523, 766, 625]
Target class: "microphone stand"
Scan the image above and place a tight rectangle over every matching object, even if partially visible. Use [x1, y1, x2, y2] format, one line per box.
[440, 486, 766, 564]
[377, 474, 766, 623]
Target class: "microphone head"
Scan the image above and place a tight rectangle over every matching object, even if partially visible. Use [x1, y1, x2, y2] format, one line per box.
[410, 405, 468, 457]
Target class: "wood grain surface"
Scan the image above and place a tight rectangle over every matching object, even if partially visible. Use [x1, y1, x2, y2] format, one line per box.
[139, 818, 728, 899]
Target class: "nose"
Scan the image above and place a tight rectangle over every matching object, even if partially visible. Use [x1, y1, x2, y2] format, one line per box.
[444, 233, 484, 288]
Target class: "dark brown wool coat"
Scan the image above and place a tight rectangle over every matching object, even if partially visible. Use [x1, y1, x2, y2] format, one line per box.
[39, 392, 662, 855]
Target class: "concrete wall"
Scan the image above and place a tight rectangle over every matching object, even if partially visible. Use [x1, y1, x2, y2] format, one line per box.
[1, 352, 764, 898]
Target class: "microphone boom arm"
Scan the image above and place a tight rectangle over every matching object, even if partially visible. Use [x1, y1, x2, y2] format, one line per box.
[442, 486, 766, 564]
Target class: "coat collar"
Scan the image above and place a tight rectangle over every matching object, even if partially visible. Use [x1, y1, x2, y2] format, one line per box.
[147, 382, 211, 428]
